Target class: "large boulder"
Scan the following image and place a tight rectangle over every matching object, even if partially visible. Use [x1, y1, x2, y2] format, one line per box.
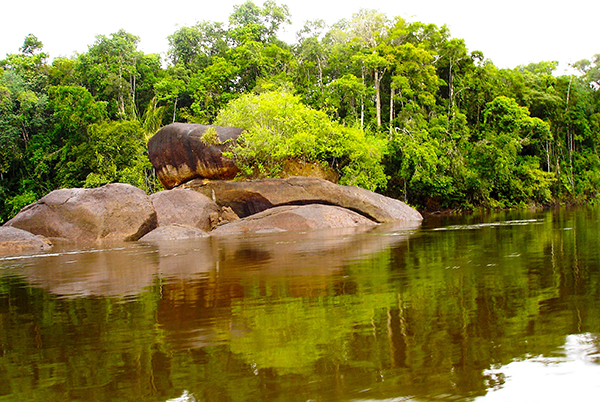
[150, 188, 219, 232]
[184, 176, 423, 223]
[4, 183, 157, 243]
[0, 226, 52, 255]
[211, 204, 376, 235]
[148, 123, 243, 189]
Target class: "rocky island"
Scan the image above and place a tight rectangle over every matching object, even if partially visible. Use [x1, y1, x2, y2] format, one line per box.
[0, 123, 422, 255]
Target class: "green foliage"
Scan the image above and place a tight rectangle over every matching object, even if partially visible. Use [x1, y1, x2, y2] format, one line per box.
[471, 96, 555, 206]
[4, 190, 38, 219]
[216, 90, 388, 190]
[200, 126, 220, 146]
[2, 6, 600, 219]
[41, 85, 107, 188]
[82, 120, 155, 191]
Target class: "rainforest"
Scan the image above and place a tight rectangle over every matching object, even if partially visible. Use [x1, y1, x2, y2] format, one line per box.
[1, 0, 600, 223]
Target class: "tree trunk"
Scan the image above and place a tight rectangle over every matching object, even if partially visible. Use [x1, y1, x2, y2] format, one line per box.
[172, 97, 178, 123]
[131, 67, 137, 119]
[317, 55, 323, 93]
[447, 58, 453, 130]
[361, 67, 366, 130]
[118, 61, 125, 117]
[389, 86, 395, 135]
[375, 69, 382, 128]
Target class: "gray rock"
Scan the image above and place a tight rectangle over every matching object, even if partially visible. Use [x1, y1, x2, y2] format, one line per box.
[139, 224, 210, 243]
[150, 188, 219, 232]
[0, 226, 52, 255]
[4, 183, 157, 243]
[210, 204, 376, 235]
[186, 176, 423, 223]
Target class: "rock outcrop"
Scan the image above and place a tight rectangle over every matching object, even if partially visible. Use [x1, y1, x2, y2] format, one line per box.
[138, 224, 210, 243]
[148, 123, 243, 189]
[183, 176, 423, 223]
[4, 183, 157, 243]
[0, 226, 52, 255]
[150, 188, 219, 232]
[210, 204, 377, 235]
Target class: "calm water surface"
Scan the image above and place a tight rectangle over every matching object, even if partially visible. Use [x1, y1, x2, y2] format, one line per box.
[1, 207, 599, 402]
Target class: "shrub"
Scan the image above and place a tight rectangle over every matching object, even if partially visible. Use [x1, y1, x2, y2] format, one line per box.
[215, 91, 388, 191]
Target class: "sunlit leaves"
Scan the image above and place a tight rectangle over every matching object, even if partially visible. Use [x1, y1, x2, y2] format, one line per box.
[216, 90, 388, 190]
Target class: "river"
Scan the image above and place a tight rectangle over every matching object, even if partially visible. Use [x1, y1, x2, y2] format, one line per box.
[0, 206, 599, 401]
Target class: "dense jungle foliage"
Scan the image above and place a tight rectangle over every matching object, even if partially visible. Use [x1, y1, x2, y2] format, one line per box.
[1, 1, 600, 222]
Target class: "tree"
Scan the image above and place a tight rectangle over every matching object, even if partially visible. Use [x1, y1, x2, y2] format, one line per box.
[77, 30, 141, 119]
[19, 34, 44, 55]
[34, 85, 107, 189]
[83, 120, 157, 191]
[471, 96, 554, 205]
[325, 73, 366, 123]
[293, 20, 329, 108]
[189, 56, 238, 122]
[573, 54, 600, 89]
[167, 22, 228, 68]
[347, 9, 391, 128]
[215, 90, 388, 190]
[229, 0, 291, 43]
[0, 38, 51, 219]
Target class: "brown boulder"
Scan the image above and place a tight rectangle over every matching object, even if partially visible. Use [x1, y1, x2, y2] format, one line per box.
[138, 224, 210, 243]
[0, 226, 52, 255]
[4, 183, 157, 243]
[185, 176, 423, 223]
[150, 188, 219, 232]
[210, 204, 376, 235]
[148, 123, 243, 189]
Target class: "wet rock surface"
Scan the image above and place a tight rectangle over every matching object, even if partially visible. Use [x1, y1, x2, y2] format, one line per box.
[147, 123, 242, 189]
[0, 226, 52, 255]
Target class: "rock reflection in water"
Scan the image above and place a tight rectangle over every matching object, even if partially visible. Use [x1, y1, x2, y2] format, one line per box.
[7, 244, 160, 297]
[5, 223, 419, 300]
[156, 223, 419, 349]
[2, 207, 600, 401]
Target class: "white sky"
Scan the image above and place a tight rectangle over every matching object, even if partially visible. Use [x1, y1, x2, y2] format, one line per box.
[1, 0, 598, 74]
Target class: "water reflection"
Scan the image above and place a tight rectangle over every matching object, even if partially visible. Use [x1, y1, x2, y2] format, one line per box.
[1, 209, 600, 401]
[479, 333, 600, 402]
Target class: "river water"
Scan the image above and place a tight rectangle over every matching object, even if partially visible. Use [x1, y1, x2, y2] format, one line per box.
[1, 207, 599, 402]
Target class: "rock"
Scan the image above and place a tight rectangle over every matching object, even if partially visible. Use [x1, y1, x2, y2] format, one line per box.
[0, 226, 52, 255]
[209, 206, 240, 229]
[280, 160, 339, 182]
[148, 123, 243, 189]
[4, 183, 157, 243]
[220, 206, 240, 223]
[138, 224, 210, 243]
[185, 176, 423, 223]
[150, 188, 219, 232]
[210, 204, 376, 235]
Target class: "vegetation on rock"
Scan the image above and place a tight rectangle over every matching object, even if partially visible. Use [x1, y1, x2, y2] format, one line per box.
[216, 91, 388, 190]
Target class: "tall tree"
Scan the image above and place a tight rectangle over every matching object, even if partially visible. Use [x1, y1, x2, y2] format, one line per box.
[77, 30, 141, 119]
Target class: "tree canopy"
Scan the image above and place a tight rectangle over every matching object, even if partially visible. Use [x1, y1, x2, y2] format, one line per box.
[1, 2, 600, 222]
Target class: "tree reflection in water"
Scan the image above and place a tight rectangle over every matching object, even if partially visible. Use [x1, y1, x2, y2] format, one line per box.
[1, 208, 600, 401]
